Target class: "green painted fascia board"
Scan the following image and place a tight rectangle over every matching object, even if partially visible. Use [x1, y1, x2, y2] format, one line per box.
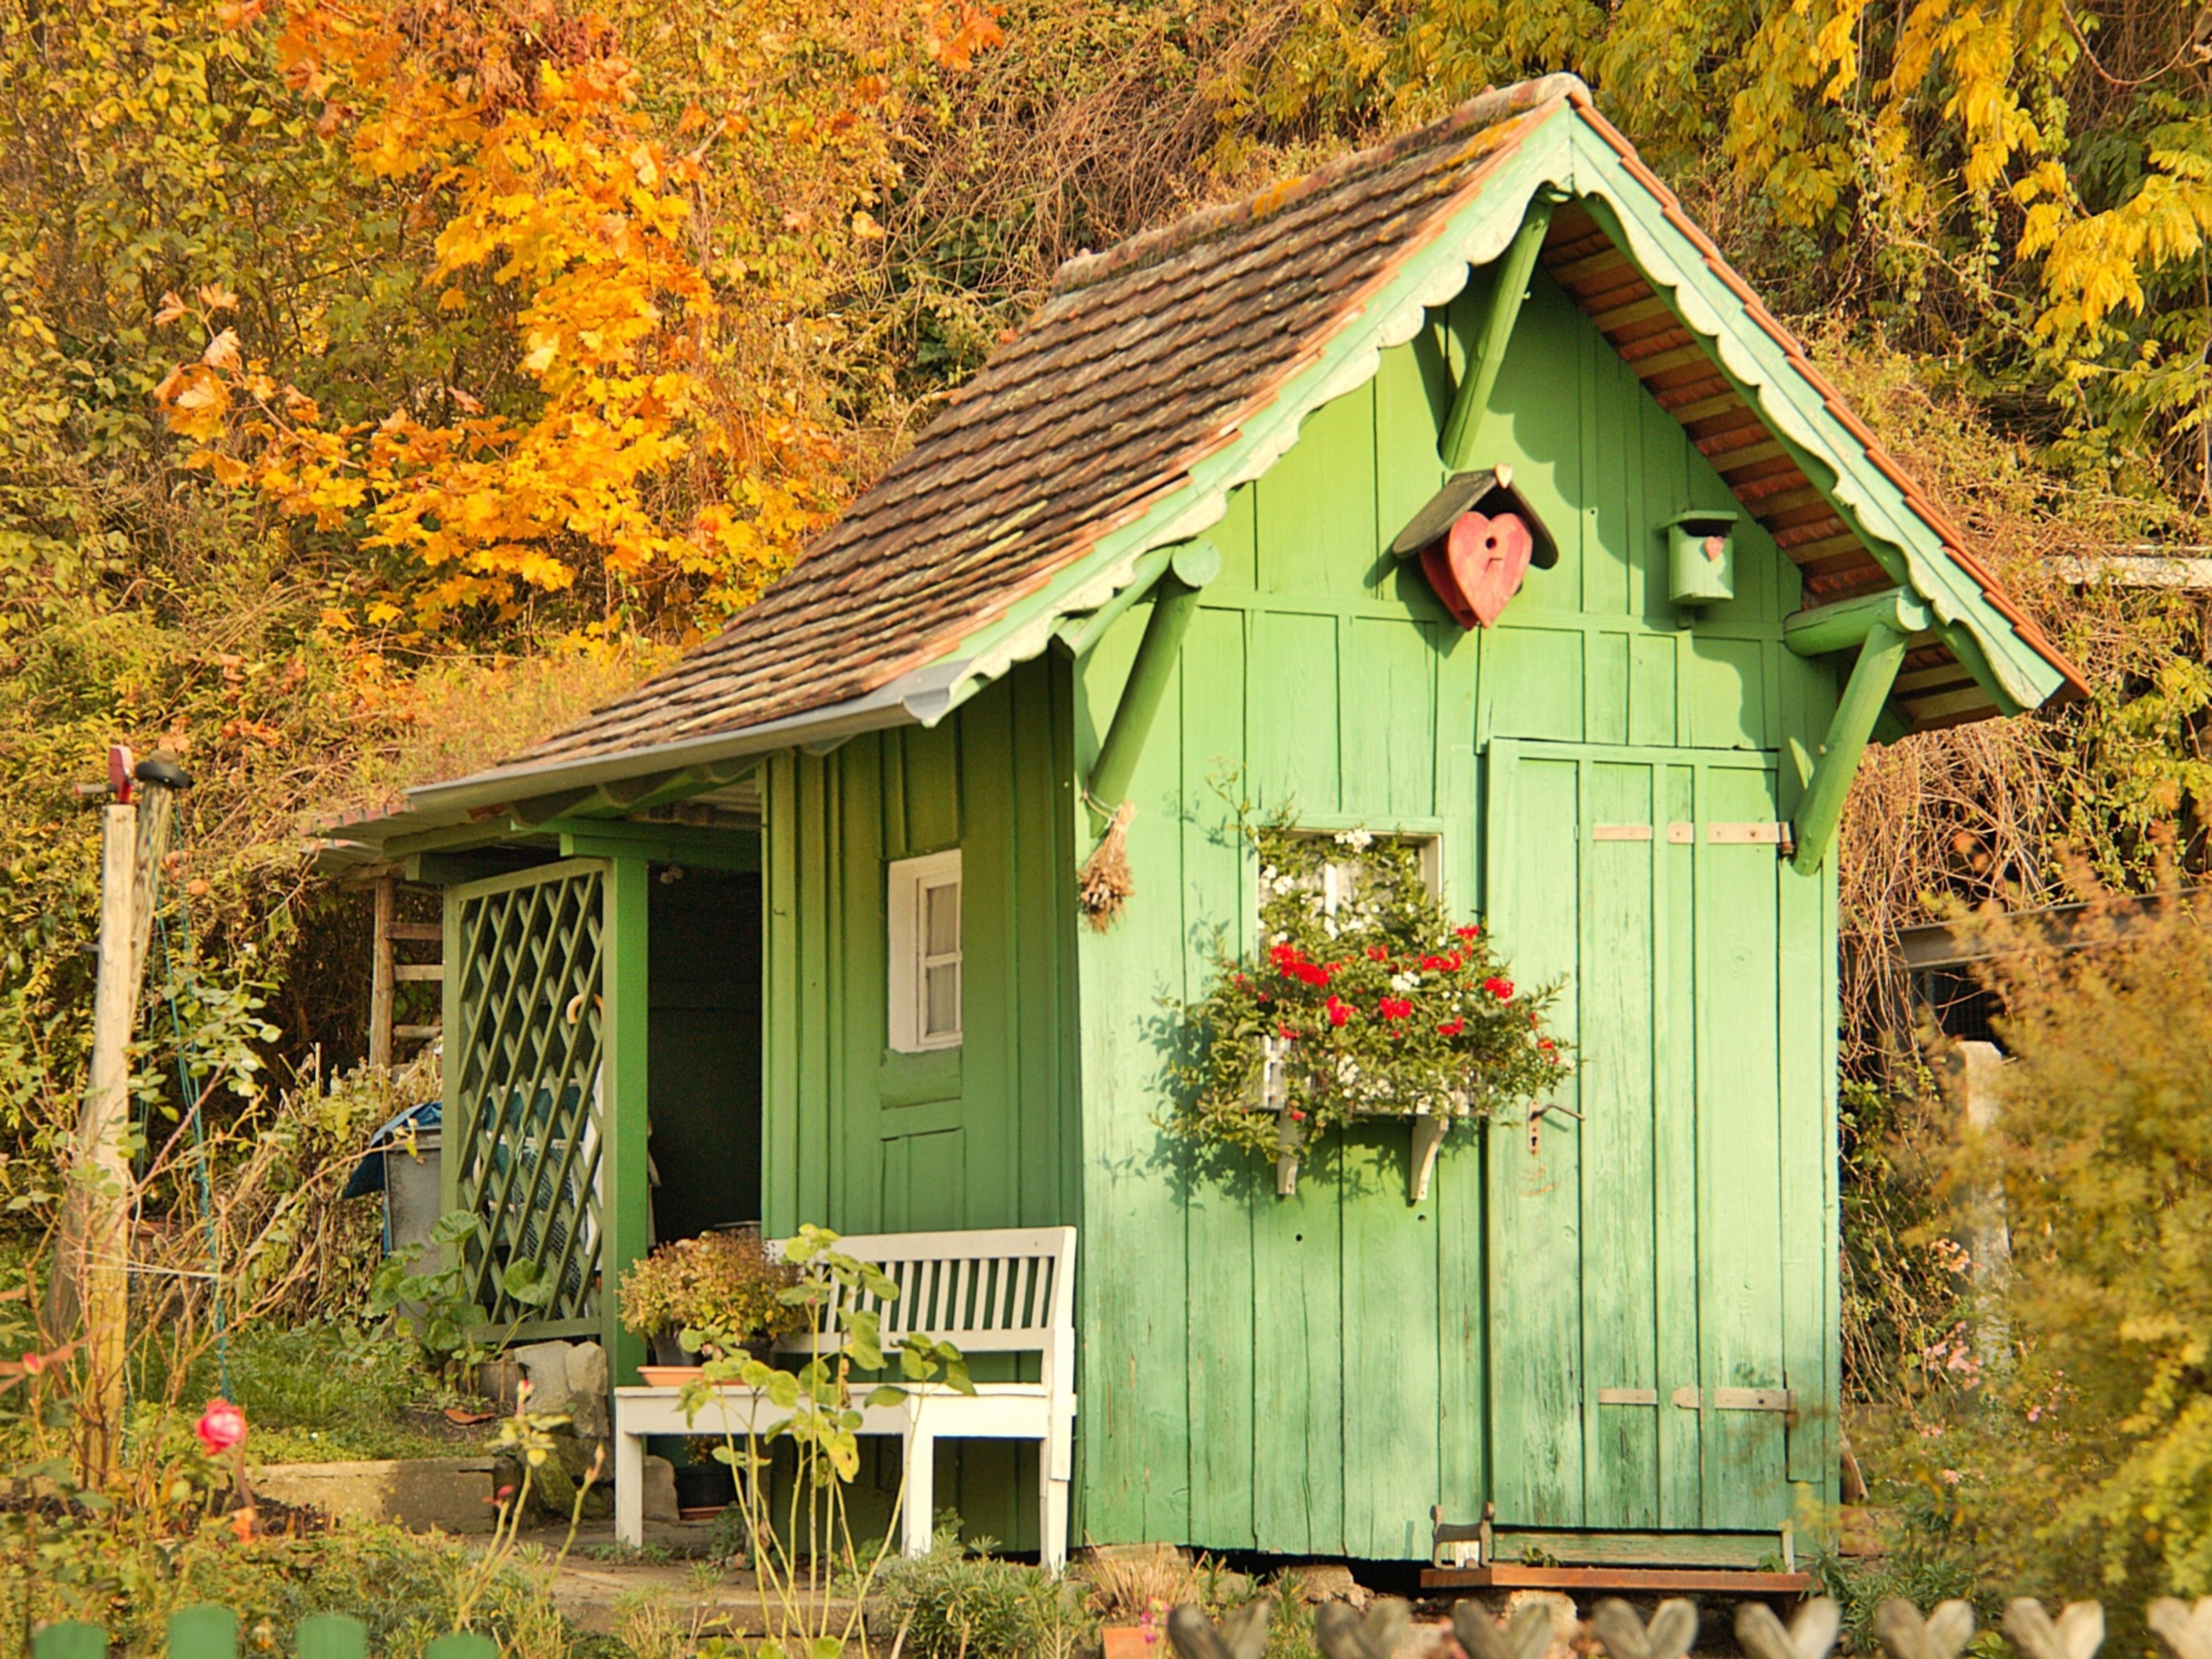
[1566, 122, 2059, 716]
[927, 105, 1582, 712]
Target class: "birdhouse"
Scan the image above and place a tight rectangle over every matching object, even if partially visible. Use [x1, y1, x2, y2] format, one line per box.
[1666, 509, 1740, 605]
[1390, 465, 1559, 630]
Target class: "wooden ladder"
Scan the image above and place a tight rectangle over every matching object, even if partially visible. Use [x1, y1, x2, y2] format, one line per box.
[369, 872, 444, 1069]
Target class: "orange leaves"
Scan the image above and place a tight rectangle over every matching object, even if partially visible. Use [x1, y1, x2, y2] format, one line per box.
[926, 3, 1004, 71]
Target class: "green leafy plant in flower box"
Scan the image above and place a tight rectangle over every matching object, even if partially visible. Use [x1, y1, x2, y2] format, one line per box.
[1169, 818, 1569, 1161]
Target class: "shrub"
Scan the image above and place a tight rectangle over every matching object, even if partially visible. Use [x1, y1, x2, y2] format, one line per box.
[880, 1530, 1096, 1659]
[1940, 877, 2212, 1608]
[616, 1231, 803, 1346]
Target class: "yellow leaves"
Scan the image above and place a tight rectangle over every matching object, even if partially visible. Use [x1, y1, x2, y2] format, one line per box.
[155, 291, 189, 327]
[153, 360, 232, 441]
[521, 340, 559, 375]
[198, 283, 238, 312]
[202, 328, 242, 370]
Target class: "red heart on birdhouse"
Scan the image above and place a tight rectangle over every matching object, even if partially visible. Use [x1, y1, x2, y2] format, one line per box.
[1421, 509, 1535, 629]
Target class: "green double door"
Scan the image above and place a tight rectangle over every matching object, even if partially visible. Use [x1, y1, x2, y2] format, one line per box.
[1480, 739, 1821, 1539]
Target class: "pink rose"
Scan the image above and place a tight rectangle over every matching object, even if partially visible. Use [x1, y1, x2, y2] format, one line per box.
[196, 1398, 247, 1456]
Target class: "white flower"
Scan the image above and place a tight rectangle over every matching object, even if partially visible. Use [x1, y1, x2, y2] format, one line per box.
[1334, 828, 1374, 851]
[1390, 972, 1420, 993]
[1260, 865, 1278, 883]
[1271, 930, 1289, 945]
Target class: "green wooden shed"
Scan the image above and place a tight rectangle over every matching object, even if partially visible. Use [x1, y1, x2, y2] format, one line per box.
[325, 74, 2082, 1574]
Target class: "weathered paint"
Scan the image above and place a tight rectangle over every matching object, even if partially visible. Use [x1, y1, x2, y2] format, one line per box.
[1066, 266, 1840, 1555]
[743, 261, 1844, 1558]
[759, 662, 1084, 1547]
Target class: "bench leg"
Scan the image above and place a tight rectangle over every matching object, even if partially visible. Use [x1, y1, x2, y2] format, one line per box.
[1040, 1466, 1070, 1573]
[901, 1424, 936, 1559]
[1040, 1410, 1074, 1572]
[614, 1423, 645, 1548]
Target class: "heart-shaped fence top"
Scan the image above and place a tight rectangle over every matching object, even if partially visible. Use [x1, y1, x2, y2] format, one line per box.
[1875, 1598, 1976, 1659]
[1454, 1600, 1560, 1659]
[1314, 1600, 1412, 1659]
[1737, 1597, 1841, 1659]
[2151, 1600, 2212, 1659]
[2004, 1599, 2106, 1659]
[1167, 1601, 1274, 1659]
[1590, 1599, 1697, 1659]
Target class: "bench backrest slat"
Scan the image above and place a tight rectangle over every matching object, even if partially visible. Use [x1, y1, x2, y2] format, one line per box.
[778, 1226, 1075, 1358]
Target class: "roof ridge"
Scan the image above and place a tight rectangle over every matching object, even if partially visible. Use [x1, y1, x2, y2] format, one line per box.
[1046, 73, 1586, 300]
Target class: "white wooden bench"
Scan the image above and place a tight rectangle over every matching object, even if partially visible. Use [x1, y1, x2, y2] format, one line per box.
[612, 1224, 1077, 1567]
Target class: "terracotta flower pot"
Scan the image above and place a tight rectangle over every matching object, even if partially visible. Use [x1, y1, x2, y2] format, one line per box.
[1102, 1626, 1165, 1659]
[637, 1364, 704, 1387]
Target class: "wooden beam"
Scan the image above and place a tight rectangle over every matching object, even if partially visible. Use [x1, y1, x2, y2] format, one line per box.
[599, 857, 651, 1387]
[1784, 586, 1933, 657]
[548, 817, 761, 871]
[1440, 198, 1557, 473]
[1057, 540, 1219, 659]
[1085, 575, 1207, 833]
[369, 875, 396, 1070]
[1791, 619, 1909, 874]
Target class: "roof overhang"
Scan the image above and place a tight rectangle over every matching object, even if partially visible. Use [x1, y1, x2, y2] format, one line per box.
[327, 77, 2082, 854]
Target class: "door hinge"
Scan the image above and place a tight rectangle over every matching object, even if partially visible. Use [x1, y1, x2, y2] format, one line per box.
[1672, 1385, 1796, 1414]
[1706, 822, 1796, 854]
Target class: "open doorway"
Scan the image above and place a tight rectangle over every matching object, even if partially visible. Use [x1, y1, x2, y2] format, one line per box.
[647, 862, 763, 1240]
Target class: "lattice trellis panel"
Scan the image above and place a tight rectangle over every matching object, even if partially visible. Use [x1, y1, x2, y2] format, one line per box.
[449, 864, 607, 1329]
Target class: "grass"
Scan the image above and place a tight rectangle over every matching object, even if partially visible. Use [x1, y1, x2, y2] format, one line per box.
[164, 1322, 493, 1464]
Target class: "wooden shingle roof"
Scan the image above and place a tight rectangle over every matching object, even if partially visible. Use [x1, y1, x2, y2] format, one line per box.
[524, 77, 1576, 769]
[382, 73, 2079, 831]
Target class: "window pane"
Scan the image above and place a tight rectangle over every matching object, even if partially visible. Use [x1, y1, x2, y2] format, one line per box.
[923, 880, 961, 957]
[924, 962, 960, 1037]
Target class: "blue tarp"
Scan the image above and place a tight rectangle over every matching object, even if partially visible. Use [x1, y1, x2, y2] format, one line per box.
[340, 1099, 442, 1200]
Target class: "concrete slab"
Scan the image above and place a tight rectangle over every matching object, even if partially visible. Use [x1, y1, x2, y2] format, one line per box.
[250, 1457, 500, 1534]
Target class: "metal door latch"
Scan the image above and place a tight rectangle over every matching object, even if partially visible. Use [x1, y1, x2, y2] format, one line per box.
[1672, 1385, 1796, 1414]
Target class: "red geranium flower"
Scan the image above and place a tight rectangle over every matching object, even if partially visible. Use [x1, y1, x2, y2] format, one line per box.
[1278, 1024, 1301, 1041]
[1483, 977, 1514, 1001]
[1438, 1018, 1465, 1036]
[1455, 924, 1481, 940]
[1379, 997, 1413, 1020]
[1326, 995, 1353, 1028]
[1365, 946, 1389, 962]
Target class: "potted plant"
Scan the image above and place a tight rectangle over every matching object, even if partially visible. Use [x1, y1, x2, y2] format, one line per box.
[617, 1229, 805, 1383]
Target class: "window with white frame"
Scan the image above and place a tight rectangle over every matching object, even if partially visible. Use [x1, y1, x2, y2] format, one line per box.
[1262, 829, 1443, 928]
[888, 850, 962, 1052]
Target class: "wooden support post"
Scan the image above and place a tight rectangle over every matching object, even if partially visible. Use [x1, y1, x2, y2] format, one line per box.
[1789, 619, 1909, 875]
[1782, 586, 1932, 658]
[1054, 545, 1176, 659]
[1438, 197, 1557, 473]
[369, 874, 396, 1071]
[75, 802, 138, 1481]
[1083, 543, 1220, 835]
[599, 856, 652, 1386]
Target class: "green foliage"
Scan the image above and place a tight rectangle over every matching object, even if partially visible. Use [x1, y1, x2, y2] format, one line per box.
[367, 1211, 557, 1377]
[1170, 818, 1566, 1160]
[1955, 886, 2212, 1602]
[0, 1513, 560, 1659]
[879, 1528, 1097, 1659]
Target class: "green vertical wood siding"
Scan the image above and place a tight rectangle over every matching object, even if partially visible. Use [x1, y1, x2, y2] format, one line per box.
[760, 659, 1083, 1546]
[1070, 267, 1842, 1556]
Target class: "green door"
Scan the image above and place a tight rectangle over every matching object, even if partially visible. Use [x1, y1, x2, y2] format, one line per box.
[1482, 740, 1798, 1538]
